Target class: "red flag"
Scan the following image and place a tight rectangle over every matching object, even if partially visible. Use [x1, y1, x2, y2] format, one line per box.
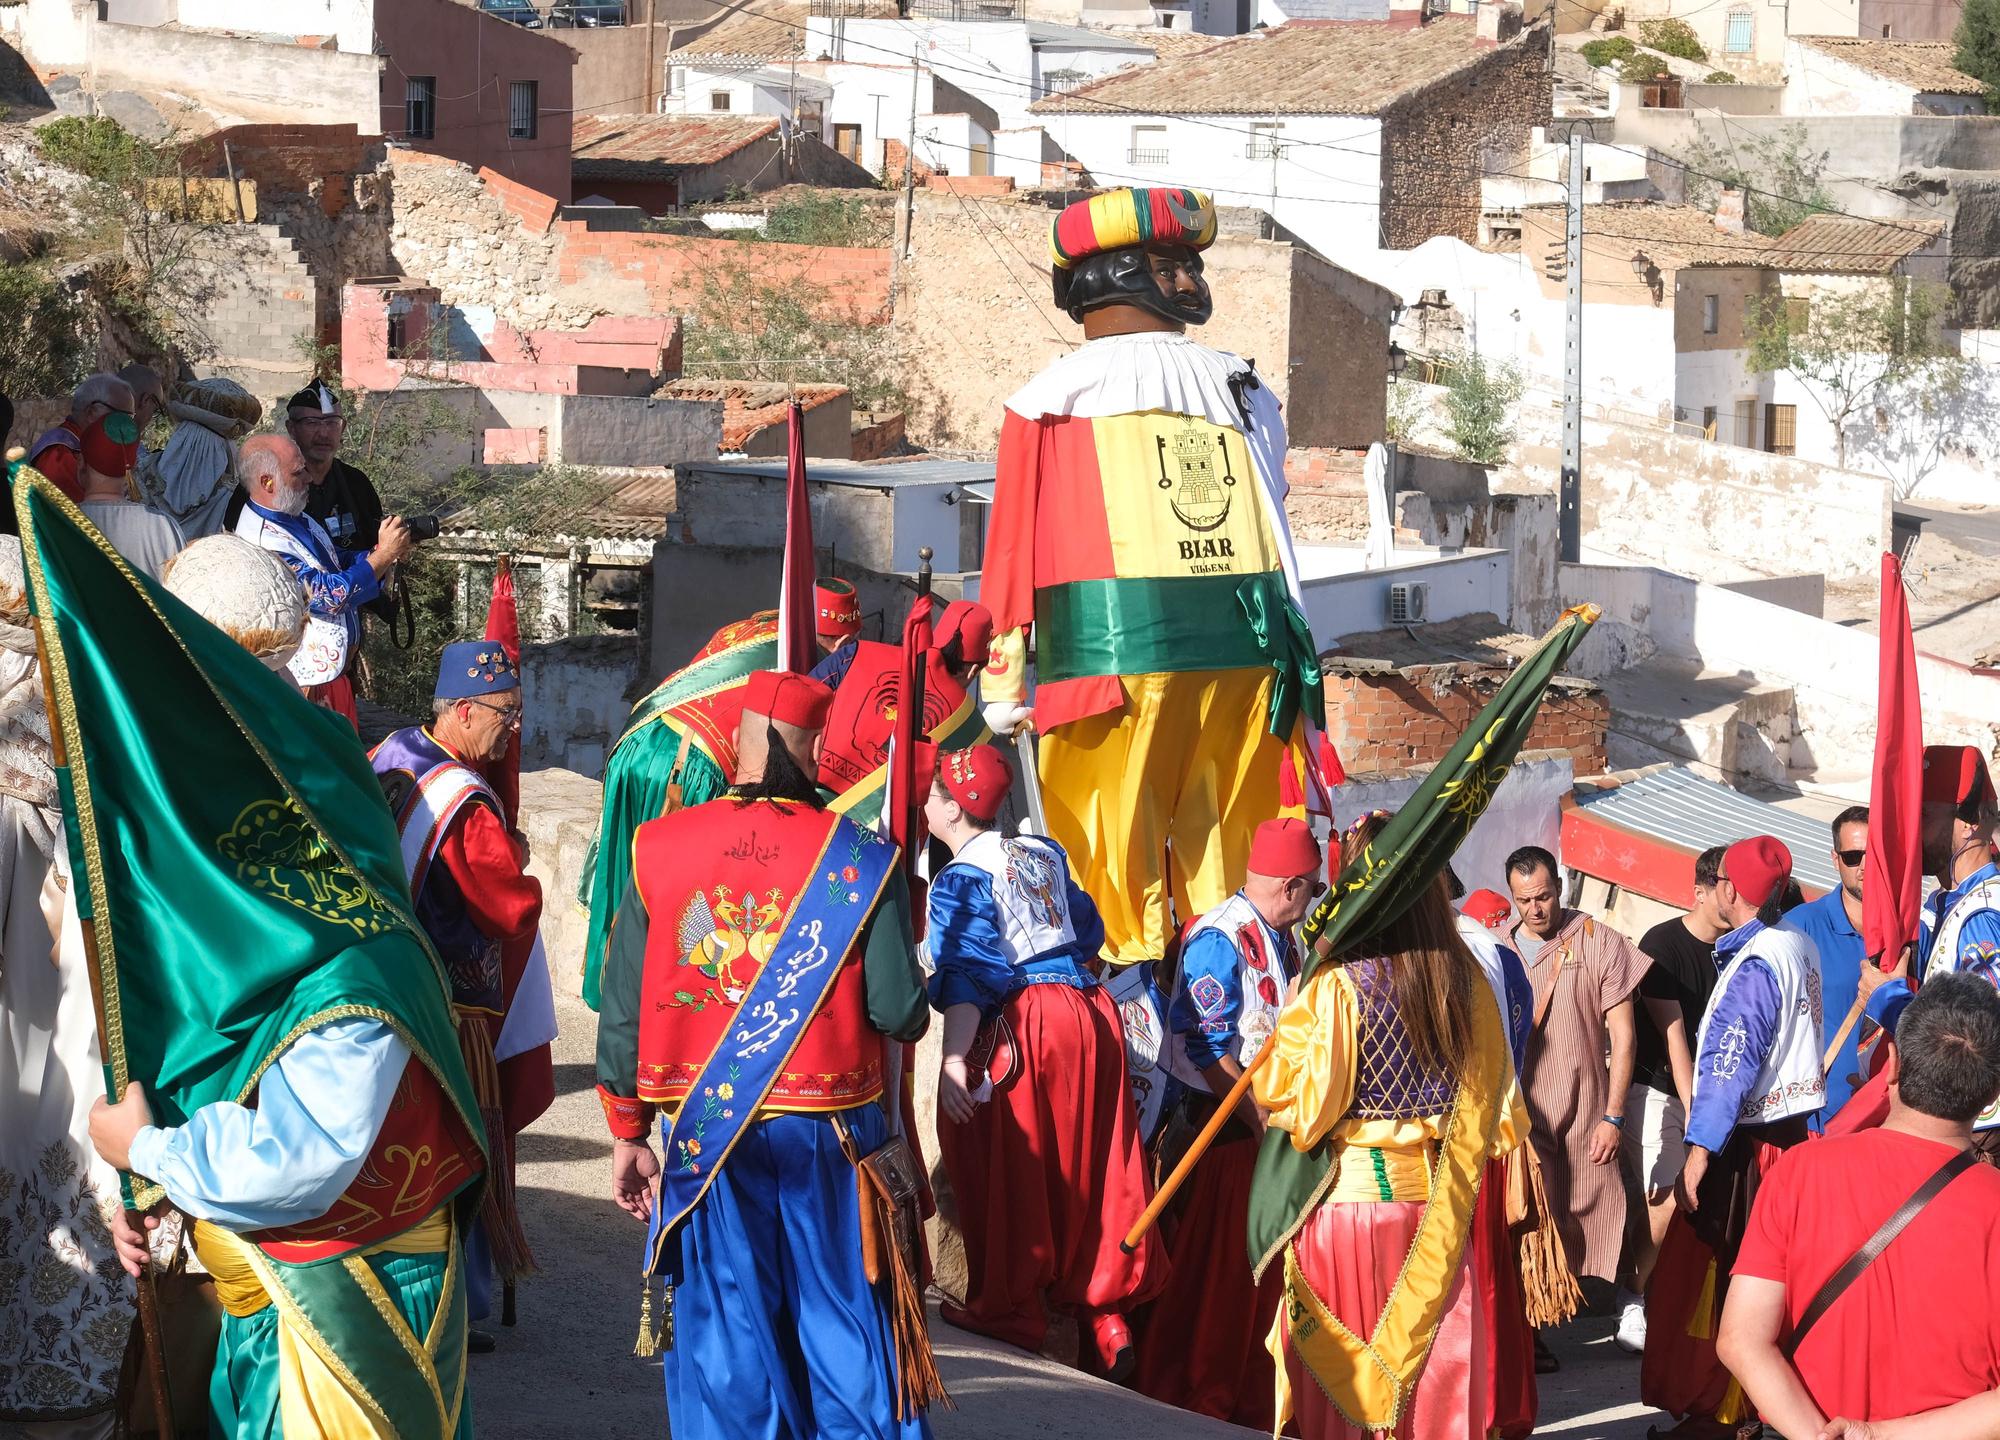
[1864, 552, 1922, 970]
[483, 557, 521, 822]
[777, 400, 816, 673]
[889, 590, 935, 873]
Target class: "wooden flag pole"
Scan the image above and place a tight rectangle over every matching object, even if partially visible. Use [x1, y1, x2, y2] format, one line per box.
[21, 527, 176, 1432]
[1122, 1035, 1274, 1254]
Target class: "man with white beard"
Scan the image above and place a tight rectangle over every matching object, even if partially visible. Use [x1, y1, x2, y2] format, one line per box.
[232, 433, 410, 729]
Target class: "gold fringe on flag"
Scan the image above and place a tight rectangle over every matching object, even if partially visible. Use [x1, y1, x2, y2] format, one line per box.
[457, 1009, 538, 1281]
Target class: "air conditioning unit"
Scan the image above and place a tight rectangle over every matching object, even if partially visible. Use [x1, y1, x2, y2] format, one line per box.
[1388, 581, 1429, 626]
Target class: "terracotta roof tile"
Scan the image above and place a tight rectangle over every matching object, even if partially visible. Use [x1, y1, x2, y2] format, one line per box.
[676, 0, 808, 62]
[1794, 36, 1985, 95]
[1529, 201, 1781, 268]
[572, 114, 780, 178]
[1763, 214, 1945, 274]
[1031, 18, 1513, 117]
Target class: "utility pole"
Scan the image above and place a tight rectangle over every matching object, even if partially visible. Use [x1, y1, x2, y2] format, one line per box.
[901, 47, 922, 259]
[1559, 127, 1584, 565]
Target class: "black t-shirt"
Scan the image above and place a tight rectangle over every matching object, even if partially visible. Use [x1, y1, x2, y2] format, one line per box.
[1634, 917, 1721, 1095]
[224, 457, 384, 551]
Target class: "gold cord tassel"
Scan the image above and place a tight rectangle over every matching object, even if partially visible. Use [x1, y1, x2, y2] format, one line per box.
[634, 1274, 659, 1358]
[458, 1009, 539, 1280]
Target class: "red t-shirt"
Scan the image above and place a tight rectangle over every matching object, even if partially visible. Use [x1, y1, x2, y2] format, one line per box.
[1735, 1127, 2000, 1421]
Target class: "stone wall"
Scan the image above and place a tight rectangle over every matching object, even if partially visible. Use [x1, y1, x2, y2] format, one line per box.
[389, 153, 894, 340]
[890, 189, 1393, 451]
[1378, 29, 1551, 249]
[521, 633, 643, 777]
[86, 20, 381, 129]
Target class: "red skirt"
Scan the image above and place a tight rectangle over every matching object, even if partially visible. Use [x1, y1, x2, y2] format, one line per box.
[306, 673, 359, 732]
[938, 982, 1166, 1349]
[1472, 1162, 1537, 1440]
[1284, 1200, 1485, 1440]
[1131, 1129, 1282, 1430]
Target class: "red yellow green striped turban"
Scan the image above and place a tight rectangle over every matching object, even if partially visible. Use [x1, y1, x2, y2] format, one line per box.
[1049, 187, 1218, 270]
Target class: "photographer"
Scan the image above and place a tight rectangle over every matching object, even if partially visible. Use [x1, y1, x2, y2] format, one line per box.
[234, 434, 415, 731]
[226, 380, 384, 552]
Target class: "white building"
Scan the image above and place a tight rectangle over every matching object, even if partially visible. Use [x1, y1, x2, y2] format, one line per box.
[1782, 36, 1988, 117]
[1030, 16, 1547, 263]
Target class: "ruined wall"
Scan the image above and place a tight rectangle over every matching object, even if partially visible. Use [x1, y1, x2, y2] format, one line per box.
[389, 153, 893, 340]
[891, 189, 1388, 451]
[165, 225, 319, 400]
[1325, 659, 1608, 776]
[1378, 29, 1551, 249]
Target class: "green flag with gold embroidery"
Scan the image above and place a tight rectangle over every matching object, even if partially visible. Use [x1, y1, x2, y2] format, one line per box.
[15, 469, 485, 1206]
[1245, 601, 1600, 1272]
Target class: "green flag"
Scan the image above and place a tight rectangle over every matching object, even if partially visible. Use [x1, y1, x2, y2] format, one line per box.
[15, 472, 485, 1209]
[1246, 602, 1599, 1272]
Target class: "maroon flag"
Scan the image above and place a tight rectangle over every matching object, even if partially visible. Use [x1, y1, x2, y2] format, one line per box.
[483, 557, 521, 822]
[889, 587, 935, 878]
[777, 400, 816, 673]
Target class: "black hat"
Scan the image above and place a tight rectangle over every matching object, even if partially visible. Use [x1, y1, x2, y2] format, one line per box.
[286, 380, 341, 416]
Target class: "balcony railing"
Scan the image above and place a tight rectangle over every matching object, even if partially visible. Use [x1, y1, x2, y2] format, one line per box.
[1245, 140, 1285, 159]
[1128, 147, 1169, 165]
[480, 0, 627, 26]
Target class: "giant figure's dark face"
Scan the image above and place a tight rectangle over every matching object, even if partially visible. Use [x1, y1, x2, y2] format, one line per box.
[1052, 242, 1214, 328]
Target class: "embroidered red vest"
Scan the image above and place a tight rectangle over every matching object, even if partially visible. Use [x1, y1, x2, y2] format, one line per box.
[632, 797, 883, 1113]
[249, 1056, 485, 1264]
[816, 639, 968, 795]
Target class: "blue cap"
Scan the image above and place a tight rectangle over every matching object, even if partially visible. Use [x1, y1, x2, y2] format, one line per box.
[436, 641, 519, 699]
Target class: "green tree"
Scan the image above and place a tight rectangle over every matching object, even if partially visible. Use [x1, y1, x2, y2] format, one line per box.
[1579, 35, 1637, 67]
[1675, 125, 1834, 236]
[1955, 0, 2000, 106]
[0, 264, 91, 399]
[1441, 352, 1523, 465]
[1746, 278, 1966, 469]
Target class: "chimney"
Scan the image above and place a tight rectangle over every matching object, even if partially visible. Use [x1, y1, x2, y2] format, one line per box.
[1714, 186, 1746, 235]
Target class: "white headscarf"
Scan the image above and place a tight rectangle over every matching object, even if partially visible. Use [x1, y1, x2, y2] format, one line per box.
[136, 378, 261, 540]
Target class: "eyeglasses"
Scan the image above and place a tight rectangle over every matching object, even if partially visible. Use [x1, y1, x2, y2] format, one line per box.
[1837, 848, 1866, 868]
[291, 414, 344, 430]
[465, 698, 523, 729]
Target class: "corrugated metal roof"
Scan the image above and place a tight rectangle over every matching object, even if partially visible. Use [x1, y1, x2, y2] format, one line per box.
[681, 456, 996, 488]
[572, 114, 779, 179]
[1032, 19, 1512, 117]
[1763, 214, 1946, 275]
[1575, 766, 1839, 896]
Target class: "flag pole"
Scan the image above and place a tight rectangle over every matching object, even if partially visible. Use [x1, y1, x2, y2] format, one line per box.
[25, 579, 176, 1432]
[1122, 1037, 1271, 1253]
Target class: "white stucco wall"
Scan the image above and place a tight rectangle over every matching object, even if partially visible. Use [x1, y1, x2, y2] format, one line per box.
[1, 0, 95, 69]
[1033, 110, 1386, 261]
[1784, 39, 1924, 115]
[178, 0, 374, 52]
[916, 109, 995, 174]
[666, 67, 812, 120]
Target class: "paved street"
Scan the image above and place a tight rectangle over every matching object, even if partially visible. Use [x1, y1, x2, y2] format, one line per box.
[475, 993, 1665, 1438]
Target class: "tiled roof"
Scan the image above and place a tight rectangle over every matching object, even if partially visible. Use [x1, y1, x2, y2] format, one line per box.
[1096, 27, 1234, 60]
[1031, 18, 1510, 117]
[1027, 21, 1152, 51]
[1530, 201, 1781, 268]
[1763, 214, 1945, 274]
[675, 1, 807, 62]
[572, 115, 779, 179]
[656, 379, 848, 452]
[1794, 36, 1985, 95]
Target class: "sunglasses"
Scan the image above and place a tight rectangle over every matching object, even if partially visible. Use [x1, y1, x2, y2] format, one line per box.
[1837, 848, 1866, 868]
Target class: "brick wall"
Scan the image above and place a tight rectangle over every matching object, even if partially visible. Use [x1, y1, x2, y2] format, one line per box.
[181, 124, 369, 219]
[882, 139, 936, 188]
[1377, 28, 1551, 249]
[1326, 662, 1607, 775]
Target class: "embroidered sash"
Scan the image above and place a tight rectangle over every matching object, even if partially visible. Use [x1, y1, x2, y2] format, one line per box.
[644, 814, 898, 1268]
[1281, 977, 1507, 1432]
[373, 732, 501, 899]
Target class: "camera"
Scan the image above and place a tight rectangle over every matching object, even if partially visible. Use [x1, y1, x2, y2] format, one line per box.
[405, 514, 443, 542]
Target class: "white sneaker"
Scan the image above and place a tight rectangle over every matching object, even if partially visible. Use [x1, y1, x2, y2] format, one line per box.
[1614, 1287, 1647, 1354]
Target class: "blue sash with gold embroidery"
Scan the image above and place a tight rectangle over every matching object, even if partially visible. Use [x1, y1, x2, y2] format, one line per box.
[645, 814, 898, 1262]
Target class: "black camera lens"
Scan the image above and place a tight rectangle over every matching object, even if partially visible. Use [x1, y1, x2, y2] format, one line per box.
[405, 515, 442, 542]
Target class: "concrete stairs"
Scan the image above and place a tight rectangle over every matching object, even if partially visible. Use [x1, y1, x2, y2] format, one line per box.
[180, 222, 317, 391]
[1594, 660, 1800, 790]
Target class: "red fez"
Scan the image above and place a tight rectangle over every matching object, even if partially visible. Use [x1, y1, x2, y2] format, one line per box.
[1724, 835, 1791, 909]
[1922, 744, 1997, 810]
[744, 670, 834, 730]
[933, 599, 994, 668]
[938, 744, 1012, 823]
[815, 578, 860, 639]
[1248, 818, 1321, 879]
[1462, 889, 1513, 932]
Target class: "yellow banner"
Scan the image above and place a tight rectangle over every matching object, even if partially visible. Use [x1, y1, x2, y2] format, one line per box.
[1091, 412, 1283, 581]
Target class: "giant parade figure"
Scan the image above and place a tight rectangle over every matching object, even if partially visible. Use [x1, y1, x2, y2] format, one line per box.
[979, 186, 1326, 980]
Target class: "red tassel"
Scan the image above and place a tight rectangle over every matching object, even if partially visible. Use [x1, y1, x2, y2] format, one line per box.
[1278, 746, 1304, 809]
[1320, 734, 1346, 787]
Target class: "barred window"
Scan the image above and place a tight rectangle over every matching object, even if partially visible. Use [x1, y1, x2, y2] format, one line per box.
[406, 76, 436, 139]
[509, 80, 539, 140]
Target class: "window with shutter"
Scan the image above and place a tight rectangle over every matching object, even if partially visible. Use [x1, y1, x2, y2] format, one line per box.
[509, 81, 538, 140]
[406, 77, 437, 139]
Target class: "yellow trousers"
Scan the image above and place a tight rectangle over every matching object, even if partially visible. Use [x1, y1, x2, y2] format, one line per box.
[1038, 668, 1299, 966]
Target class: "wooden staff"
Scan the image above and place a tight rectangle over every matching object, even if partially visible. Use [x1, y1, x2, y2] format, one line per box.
[23, 549, 176, 1432]
[1122, 1036, 1274, 1254]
